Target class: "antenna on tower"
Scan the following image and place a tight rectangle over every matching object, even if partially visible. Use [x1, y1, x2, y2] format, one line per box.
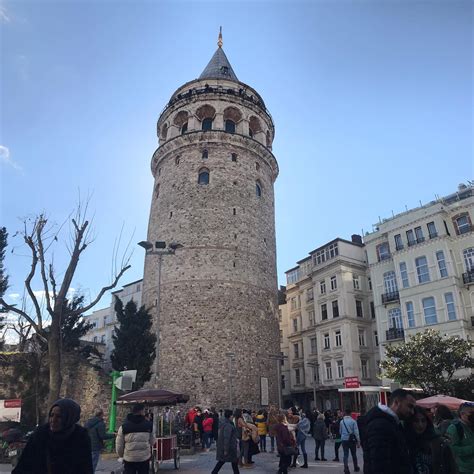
[218, 26, 223, 48]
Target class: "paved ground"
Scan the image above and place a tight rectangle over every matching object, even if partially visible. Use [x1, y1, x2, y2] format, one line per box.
[0, 438, 363, 473]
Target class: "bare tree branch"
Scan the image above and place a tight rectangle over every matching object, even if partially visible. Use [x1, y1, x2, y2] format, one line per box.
[72, 264, 131, 316]
[36, 217, 54, 318]
[49, 263, 57, 302]
[0, 298, 45, 340]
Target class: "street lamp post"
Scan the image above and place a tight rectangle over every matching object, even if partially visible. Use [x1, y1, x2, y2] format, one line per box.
[225, 352, 235, 409]
[138, 241, 182, 388]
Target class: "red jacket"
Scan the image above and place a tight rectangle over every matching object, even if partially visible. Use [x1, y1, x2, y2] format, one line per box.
[203, 417, 214, 433]
[185, 409, 197, 427]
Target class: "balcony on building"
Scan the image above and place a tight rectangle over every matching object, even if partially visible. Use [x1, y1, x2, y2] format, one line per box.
[462, 270, 474, 285]
[386, 327, 405, 341]
[382, 291, 400, 304]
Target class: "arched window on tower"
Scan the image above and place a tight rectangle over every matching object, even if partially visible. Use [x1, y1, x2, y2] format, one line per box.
[256, 180, 262, 197]
[198, 168, 210, 185]
[181, 122, 188, 134]
[225, 119, 236, 134]
[202, 118, 213, 131]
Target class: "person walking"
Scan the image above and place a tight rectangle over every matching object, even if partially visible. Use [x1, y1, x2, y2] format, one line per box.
[202, 411, 214, 451]
[211, 409, 240, 474]
[296, 411, 310, 468]
[287, 407, 300, 467]
[275, 413, 295, 474]
[446, 401, 474, 474]
[312, 413, 328, 461]
[84, 408, 115, 473]
[332, 410, 343, 462]
[362, 388, 416, 474]
[255, 410, 268, 452]
[404, 406, 457, 474]
[210, 406, 219, 446]
[267, 405, 279, 453]
[116, 403, 154, 474]
[340, 408, 360, 474]
[13, 398, 93, 474]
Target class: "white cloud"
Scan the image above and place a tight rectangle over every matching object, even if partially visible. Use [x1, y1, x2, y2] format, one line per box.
[0, 4, 10, 23]
[7, 293, 20, 300]
[0, 145, 22, 171]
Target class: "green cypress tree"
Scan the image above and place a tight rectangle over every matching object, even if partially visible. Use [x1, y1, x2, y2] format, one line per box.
[110, 297, 156, 389]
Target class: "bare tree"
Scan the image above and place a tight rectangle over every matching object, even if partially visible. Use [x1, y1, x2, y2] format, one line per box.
[0, 206, 131, 407]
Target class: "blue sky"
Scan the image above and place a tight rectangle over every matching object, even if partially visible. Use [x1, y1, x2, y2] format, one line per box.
[1, 0, 472, 313]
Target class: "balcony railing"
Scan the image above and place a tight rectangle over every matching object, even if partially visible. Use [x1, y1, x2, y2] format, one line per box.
[463, 270, 474, 285]
[386, 327, 405, 341]
[382, 291, 400, 304]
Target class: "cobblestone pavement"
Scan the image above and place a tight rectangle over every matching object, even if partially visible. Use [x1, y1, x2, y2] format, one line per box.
[1, 438, 363, 473]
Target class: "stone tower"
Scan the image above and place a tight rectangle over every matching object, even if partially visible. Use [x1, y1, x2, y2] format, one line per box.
[143, 31, 280, 408]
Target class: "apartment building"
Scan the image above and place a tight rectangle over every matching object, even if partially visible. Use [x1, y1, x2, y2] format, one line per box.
[364, 183, 474, 384]
[283, 236, 378, 411]
[83, 279, 143, 368]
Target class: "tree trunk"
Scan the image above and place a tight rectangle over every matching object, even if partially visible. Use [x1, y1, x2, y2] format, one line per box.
[47, 317, 62, 410]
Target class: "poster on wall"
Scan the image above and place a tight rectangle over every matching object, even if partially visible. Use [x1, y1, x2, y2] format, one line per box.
[260, 377, 269, 406]
[0, 399, 22, 422]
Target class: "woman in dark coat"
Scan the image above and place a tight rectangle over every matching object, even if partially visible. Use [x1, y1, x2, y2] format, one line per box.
[13, 398, 93, 474]
[404, 406, 458, 474]
[275, 413, 295, 474]
[211, 409, 239, 474]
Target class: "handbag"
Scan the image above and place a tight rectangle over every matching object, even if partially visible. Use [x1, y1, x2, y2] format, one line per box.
[283, 445, 298, 456]
[342, 419, 357, 443]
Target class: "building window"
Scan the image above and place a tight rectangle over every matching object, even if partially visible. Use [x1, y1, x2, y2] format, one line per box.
[361, 359, 368, 379]
[225, 119, 236, 133]
[337, 360, 344, 378]
[295, 368, 301, 385]
[427, 222, 437, 239]
[335, 330, 342, 347]
[332, 300, 339, 318]
[368, 277, 372, 290]
[291, 297, 297, 310]
[249, 127, 254, 138]
[202, 149, 208, 159]
[308, 310, 315, 326]
[376, 242, 391, 261]
[320, 280, 326, 294]
[463, 247, 474, 272]
[306, 287, 314, 302]
[313, 243, 339, 265]
[388, 307, 403, 329]
[406, 229, 416, 246]
[313, 365, 320, 383]
[181, 122, 188, 134]
[370, 301, 376, 319]
[278, 309, 282, 322]
[374, 330, 379, 347]
[353, 274, 360, 290]
[324, 333, 330, 350]
[383, 271, 398, 294]
[406, 301, 415, 328]
[202, 117, 213, 131]
[422, 297, 437, 325]
[198, 169, 210, 185]
[358, 329, 366, 347]
[444, 292, 457, 321]
[414, 226, 425, 243]
[394, 234, 404, 251]
[293, 343, 300, 359]
[310, 337, 317, 354]
[330, 276, 337, 290]
[255, 181, 262, 197]
[231, 153, 238, 162]
[356, 300, 363, 318]
[399, 262, 409, 288]
[325, 362, 333, 380]
[287, 269, 299, 285]
[321, 303, 328, 321]
[453, 213, 472, 235]
[281, 375, 286, 389]
[436, 250, 448, 278]
[292, 318, 298, 333]
[416, 256, 430, 283]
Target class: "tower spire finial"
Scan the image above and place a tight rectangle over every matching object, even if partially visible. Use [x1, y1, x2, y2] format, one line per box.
[217, 26, 223, 48]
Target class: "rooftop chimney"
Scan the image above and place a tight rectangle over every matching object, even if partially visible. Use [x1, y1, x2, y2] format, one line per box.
[351, 234, 363, 245]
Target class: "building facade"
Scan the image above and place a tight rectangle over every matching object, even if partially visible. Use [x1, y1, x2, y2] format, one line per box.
[282, 236, 379, 411]
[84, 279, 143, 368]
[142, 33, 281, 408]
[364, 183, 474, 384]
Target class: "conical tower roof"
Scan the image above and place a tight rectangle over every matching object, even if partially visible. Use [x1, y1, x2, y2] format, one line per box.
[199, 28, 238, 81]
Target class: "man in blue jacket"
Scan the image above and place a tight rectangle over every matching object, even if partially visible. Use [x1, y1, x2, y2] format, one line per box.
[84, 408, 115, 473]
[340, 407, 360, 474]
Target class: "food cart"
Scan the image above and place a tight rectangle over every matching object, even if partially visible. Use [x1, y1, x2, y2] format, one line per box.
[116, 388, 189, 472]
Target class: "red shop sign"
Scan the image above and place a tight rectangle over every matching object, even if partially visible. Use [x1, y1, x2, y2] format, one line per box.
[344, 377, 360, 389]
[4, 399, 22, 408]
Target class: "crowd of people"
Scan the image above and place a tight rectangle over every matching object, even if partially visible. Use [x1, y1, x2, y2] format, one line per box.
[8, 389, 474, 474]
